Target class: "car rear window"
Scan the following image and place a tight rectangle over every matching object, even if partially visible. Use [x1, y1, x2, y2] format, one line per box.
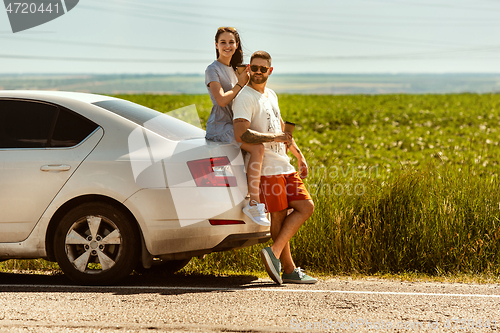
[93, 99, 205, 141]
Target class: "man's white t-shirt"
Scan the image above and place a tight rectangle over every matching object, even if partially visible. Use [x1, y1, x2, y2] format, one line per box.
[233, 86, 295, 176]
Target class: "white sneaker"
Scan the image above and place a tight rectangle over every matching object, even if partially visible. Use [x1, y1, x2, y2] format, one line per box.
[243, 200, 271, 226]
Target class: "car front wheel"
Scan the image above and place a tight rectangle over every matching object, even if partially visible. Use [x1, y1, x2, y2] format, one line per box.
[54, 202, 139, 285]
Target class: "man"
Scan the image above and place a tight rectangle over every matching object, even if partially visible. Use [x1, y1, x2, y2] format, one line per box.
[233, 51, 317, 284]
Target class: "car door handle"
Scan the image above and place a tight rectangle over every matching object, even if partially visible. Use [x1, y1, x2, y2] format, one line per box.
[40, 164, 71, 172]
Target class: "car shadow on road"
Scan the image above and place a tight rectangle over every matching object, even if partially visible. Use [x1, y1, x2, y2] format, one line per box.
[0, 270, 280, 296]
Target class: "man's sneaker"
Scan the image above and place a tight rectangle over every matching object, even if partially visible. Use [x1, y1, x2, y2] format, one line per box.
[243, 200, 270, 226]
[260, 247, 282, 285]
[282, 267, 317, 284]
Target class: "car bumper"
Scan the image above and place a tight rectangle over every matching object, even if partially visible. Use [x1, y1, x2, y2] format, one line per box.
[124, 188, 270, 256]
[156, 231, 271, 261]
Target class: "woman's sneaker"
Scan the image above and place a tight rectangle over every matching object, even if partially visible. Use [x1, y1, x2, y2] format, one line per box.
[243, 200, 270, 226]
[282, 267, 317, 284]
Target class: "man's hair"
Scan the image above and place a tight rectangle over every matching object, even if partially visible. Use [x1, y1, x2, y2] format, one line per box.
[250, 51, 272, 66]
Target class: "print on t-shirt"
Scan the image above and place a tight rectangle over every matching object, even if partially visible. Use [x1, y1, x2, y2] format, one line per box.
[265, 100, 285, 155]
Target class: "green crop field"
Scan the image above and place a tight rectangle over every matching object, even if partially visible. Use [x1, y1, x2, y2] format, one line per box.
[3, 93, 500, 279]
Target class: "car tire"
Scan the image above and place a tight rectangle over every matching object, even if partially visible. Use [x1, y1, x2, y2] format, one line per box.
[53, 202, 140, 285]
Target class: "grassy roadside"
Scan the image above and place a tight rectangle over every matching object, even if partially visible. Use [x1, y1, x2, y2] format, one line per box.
[3, 258, 500, 285]
[0, 259, 59, 272]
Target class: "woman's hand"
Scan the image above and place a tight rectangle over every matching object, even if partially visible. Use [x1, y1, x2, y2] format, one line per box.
[236, 66, 250, 87]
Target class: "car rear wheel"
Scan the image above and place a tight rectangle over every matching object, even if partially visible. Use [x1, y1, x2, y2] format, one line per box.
[54, 202, 139, 285]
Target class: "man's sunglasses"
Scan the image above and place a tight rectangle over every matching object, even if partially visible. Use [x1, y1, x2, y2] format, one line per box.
[250, 65, 270, 73]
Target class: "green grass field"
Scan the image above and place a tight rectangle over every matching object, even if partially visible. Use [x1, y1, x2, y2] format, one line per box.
[3, 93, 500, 279]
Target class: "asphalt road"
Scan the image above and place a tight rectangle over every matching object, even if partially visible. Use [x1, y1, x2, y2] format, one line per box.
[0, 271, 499, 332]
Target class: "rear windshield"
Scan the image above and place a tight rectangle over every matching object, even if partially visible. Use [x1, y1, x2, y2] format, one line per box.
[93, 99, 205, 141]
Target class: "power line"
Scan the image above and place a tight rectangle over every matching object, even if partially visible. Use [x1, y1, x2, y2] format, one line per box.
[0, 54, 208, 63]
[138, 0, 500, 21]
[80, 2, 475, 49]
[1, 44, 499, 64]
[358, 0, 500, 12]
[279, 42, 500, 61]
[2, 35, 208, 54]
[4, 0, 499, 66]
[5, 32, 500, 61]
[4, 4, 496, 57]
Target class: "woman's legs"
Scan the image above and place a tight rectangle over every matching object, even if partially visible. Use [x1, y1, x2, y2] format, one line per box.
[240, 143, 264, 204]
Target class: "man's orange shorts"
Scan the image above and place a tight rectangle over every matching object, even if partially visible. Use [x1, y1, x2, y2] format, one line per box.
[259, 172, 312, 213]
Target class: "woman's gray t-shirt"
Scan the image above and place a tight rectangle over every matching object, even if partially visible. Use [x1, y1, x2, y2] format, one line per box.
[205, 60, 238, 141]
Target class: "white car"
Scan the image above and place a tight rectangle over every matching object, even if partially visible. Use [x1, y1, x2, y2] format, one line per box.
[0, 90, 270, 285]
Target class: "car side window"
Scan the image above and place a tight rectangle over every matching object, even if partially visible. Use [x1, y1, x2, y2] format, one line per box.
[50, 107, 99, 147]
[0, 100, 58, 148]
[0, 99, 99, 149]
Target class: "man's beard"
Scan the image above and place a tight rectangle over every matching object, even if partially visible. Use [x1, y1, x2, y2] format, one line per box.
[250, 73, 268, 84]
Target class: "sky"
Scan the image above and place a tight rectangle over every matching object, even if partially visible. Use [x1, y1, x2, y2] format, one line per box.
[1, 0, 499, 74]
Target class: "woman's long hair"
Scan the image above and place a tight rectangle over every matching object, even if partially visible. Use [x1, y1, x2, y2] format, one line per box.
[215, 27, 243, 71]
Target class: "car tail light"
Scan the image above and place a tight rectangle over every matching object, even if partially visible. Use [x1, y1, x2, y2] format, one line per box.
[187, 156, 237, 187]
[209, 219, 245, 225]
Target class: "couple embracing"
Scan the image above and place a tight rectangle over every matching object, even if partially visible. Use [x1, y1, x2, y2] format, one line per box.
[205, 27, 316, 285]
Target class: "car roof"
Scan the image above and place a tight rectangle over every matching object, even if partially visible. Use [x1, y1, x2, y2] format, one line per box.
[0, 90, 117, 104]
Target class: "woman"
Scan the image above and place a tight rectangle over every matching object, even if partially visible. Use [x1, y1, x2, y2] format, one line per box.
[205, 27, 269, 226]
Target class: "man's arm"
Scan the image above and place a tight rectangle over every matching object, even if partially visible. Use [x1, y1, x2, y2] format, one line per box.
[288, 138, 302, 158]
[233, 118, 291, 144]
[288, 138, 309, 179]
